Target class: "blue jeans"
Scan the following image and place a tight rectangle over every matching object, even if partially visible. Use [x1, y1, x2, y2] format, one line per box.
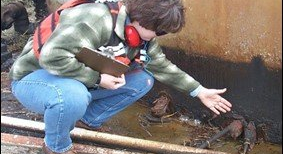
[11, 68, 154, 153]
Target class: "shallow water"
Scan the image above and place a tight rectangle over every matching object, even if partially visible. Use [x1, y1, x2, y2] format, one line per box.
[106, 103, 282, 154]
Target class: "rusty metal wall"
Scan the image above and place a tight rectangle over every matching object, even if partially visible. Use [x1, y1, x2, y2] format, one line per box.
[158, 0, 282, 69]
[153, 0, 282, 144]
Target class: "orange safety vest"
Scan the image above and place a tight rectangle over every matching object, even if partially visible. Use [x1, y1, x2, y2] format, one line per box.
[33, 0, 125, 62]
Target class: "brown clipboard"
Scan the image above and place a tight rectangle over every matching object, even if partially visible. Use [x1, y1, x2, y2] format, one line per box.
[75, 47, 129, 77]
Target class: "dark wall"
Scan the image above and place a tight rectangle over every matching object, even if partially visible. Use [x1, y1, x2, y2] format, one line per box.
[146, 47, 282, 144]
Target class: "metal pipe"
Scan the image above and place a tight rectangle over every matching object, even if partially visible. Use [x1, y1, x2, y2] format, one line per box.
[198, 126, 230, 149]
[1, 116, 228, 154]
[198, 120, 244, 149]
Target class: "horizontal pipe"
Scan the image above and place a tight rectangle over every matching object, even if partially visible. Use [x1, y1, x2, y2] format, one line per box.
[1, 116, 228, 154]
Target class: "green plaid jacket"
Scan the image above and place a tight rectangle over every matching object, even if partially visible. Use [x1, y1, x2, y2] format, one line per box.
[9, 3, 200, 94]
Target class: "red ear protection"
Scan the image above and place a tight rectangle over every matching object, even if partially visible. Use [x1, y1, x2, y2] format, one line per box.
[125, 25, 142, 48]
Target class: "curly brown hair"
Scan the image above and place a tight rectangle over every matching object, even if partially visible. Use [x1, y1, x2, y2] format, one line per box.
[124, 0, 185, 34]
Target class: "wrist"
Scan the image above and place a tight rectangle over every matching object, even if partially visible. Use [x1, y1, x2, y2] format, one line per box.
[189, 85, 204, 97]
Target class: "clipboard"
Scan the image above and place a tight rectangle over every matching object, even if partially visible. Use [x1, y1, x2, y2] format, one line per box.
[75, 47, 129, 77]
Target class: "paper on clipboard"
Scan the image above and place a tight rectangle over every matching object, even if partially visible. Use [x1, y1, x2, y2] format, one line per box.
[75, 47, 129, 77]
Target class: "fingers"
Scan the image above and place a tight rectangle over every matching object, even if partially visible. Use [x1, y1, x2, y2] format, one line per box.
[220, 97, 232, 108]
[209, 106, 220, 115]
[113, 74, 126, 89]
[212, 100, 232, 114]
[121, 74, 125, 79]
[218, 101, 231, 111]
[113, 77, 124, 83]
[210, 103, 228, 115]
[215, 88, 227, 94]
[201, 87, 232, 115]
[214, 104, 227, 113]
[113, 82, 126, 89]
[100, 74, 126, 89]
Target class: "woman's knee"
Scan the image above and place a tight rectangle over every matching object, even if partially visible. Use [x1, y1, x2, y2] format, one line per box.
[125, 69, 154, 93]
[140, 71, 154, 92]
[12, 78, 91, 117]
[55, 81, 91, 117]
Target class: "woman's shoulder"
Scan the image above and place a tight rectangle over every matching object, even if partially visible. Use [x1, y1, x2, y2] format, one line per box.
[60, 3, 111, 21]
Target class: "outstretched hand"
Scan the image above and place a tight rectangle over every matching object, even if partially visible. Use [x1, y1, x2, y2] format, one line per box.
[197, 87, 232, 115]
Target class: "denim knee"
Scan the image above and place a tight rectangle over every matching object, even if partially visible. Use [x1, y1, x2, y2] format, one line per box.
[11, 79, 91, 120]
[139, 70, 154, 92]
[55, 84, 91, 120]
[124, 69, 154, 95]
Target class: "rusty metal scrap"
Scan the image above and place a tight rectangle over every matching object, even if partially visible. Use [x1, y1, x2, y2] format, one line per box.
[198, 120, 244, 149]
[242, 121, 257, 154]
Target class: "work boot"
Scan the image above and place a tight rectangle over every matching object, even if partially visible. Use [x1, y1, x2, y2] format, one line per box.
[1, 1, 35, 34]
[42, 143, 77, 154]
[75, 120, 112, 133]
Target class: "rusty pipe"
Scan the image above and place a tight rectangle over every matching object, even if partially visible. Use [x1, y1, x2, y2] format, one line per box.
[198, 125, 230, 149]
[198, 120, 243, 149]
[242, 121, 257, 154]
[1, 116, 228, 154]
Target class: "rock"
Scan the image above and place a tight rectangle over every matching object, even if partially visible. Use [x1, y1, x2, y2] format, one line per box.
[1, 1, 34, 34]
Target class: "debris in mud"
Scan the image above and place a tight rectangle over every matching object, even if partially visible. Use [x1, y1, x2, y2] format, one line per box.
[142, 91, 203, 126]
[178, 115, 202, 127]
[183, 128, 219, 147]
[198, 113, 260, 154]
[142, 91, 176, 123]
[198, 120, 244, 149]
[242, 121, 257, 154]
[256, 123, 268, 143]
[137, 91, 219, 147]
[150, 91, 175, 118]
